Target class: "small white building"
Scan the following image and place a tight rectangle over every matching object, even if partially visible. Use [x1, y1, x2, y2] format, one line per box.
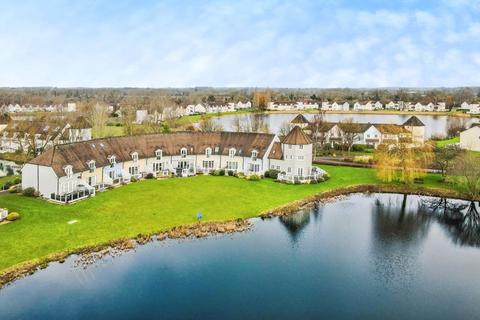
[460, 125, 480, 152]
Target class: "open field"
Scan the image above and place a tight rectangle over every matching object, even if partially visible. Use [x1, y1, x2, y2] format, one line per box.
[0, 165, 464, 275]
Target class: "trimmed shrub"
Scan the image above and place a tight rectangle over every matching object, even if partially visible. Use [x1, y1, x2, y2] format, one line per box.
[145, 173, 155, 179]
[309, 179, 318, 184]
[22, 187, 36, 197]
[235, 172, 245, 179]
[247, 174, 261, 181]
[3, 181, 13, 190]
[130, 177, 138, 183]
[294, 180, 301, 185]
[219, 169, 225, 176]
[6, 212, 20, 221]
[13, 177, 21, 184]
[265, 169, 280, 179]
[227, 170, 234, 176]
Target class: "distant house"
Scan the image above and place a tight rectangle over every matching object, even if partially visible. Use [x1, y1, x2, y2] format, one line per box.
[0, 116, 92, 154]
[460, 125, 480, 152]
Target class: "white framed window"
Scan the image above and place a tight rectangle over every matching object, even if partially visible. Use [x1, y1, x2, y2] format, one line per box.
[227, 161, 238, 170]
[229, 148, 236, 158]
[297, 168, 303, 176]
[298, 156, 304, 160]
[131, 152, 138, 162]
[155, 149, 162, 161]
[88, 160, 96, 173]
[251, 150, 258, 161]
[299, 145, 303, 149]
[153, 162, 163, 172]
[203, 160, 214, 169]
[180, 148, 187, 158]
[287, 167, 291, 173]
[205, 147, 212, 158]
[108, 155, 116, 168]
[129, 166, 139, 176]
[64, 165, 73, 178]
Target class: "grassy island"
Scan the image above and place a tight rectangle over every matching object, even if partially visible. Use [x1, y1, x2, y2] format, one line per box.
[0, 165, 465, 280]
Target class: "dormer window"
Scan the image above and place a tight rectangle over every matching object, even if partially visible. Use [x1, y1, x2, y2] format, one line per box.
[251, 150, 258, 161]
[64, 165, 73, 178]
[155, 149, 162, 161]
[88, 160, 96, 173]
[108, 155, 116, 168]
[131, 152, 138, 162]
[229, 148, 236, 158]
[180, 148, 187, 158]
[205, 147, 212, 158]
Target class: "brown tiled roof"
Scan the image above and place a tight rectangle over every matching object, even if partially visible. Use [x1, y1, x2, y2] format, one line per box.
[305, 122, 336, 133]
[374, 124, 410, 134]
[291, 114, 309, 124]
[282, 126, 312, 145]
[4, 121, 65, 139]
[268, 142, 283, 160]
[29, 131, 276, 177]
[403, 116, 425, 127]
[337, 123, 371, 133]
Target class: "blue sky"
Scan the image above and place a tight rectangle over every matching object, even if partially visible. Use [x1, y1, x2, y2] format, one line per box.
[1, 0, 480, 87]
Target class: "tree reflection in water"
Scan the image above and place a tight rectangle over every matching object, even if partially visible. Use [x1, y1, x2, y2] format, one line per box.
[370, 194, 432, 286]
[420, 198, 480, 247]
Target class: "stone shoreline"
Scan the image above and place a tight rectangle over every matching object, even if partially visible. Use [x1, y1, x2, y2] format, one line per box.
[0, 184, 471, 289]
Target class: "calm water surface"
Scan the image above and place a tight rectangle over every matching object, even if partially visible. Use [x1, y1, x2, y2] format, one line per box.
[214, 113, 479, 138]
[1, 193, 480, 319]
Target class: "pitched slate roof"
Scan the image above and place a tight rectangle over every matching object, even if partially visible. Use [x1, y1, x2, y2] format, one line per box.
[268, 142, 283, 160]
[374, 124, 410, 134]
[403, 116, 425, 127]
[337, 122, 371, 133]
[305, 122, 336, 133]
[291, 114, 309, 124]
[29, 131, 276, 177]
[282, 126, 312, 145]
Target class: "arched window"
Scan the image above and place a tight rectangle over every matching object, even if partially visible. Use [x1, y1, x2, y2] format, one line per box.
[205, 147, 212, 158]
[229, 148, 236, 158]
[131, 152, 138, 162]
[87, 160, 96, 173]
[180, 148, 187, 158]
[251, 150, 258, 161]
[108, 155, 116, 168]
[155, 149, 162, 161]
[64, 165, 73, 178]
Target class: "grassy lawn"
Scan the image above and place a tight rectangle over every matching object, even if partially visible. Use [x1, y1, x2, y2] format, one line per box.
[435, 136, 460, 148]
[0, 165, 460, 274]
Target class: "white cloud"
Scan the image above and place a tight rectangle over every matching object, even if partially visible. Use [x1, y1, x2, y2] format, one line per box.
[0, 1, 478, 87]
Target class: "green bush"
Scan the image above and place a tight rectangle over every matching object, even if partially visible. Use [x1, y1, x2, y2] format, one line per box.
[3, 181, 13, 190]
[323, 173, 331, 181]
[219, 169, 225, 176]
[8, 186, 18, 193]
[145, 173, 155, 179]
[235, 172, 245, 179]
[22, 187, 36, 197]
[265, 169, 280, 179]
[13, 177, 21, 184]
[309, 179, 318, 184]
[247, 174, 261, 181]
[130, 177, 138, 183]
[210, 170, 221, 176]
[6, 212, 20, 221]
[227, 170, 234, 176]
[294, 180, 301, 185]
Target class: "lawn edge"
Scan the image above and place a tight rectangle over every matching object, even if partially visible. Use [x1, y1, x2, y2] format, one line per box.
[0, 183, 470, 290]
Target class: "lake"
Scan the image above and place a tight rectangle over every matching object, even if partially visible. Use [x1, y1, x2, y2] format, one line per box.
[213, 113, 479, 138]
[1, 193, 480, 319]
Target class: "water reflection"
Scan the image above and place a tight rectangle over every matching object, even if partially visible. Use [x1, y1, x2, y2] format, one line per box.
[279, 210, 311, 244]
[420, 198, 480, 247]
[370, 195, 431, 286]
